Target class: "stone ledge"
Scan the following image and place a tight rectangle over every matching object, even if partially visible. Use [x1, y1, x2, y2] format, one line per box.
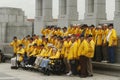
[92, 62, 120, 70]
[92, 62, 120, 77]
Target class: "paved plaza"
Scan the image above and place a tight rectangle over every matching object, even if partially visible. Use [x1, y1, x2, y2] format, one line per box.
[0, 63, 119, 80]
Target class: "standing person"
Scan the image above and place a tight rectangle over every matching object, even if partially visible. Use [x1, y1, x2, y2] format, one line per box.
[63, 36, 72, 75]
[86, 35, 95, 77]
[78, 35, 89, 78]
[107, 24, 117, 63]
[10, 36, 21, 57]
[102, 24, 109, 62]
[94, 26, 103, 62]
[67, 36, 79, 75]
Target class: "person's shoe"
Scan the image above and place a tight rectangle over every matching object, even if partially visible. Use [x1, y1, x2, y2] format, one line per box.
[34, 65, 39, 69]
[88, 74, 93, 77]
[66, 71, 72, 76]
[101, 60, 108, 63]
[80, 75, 87, 78]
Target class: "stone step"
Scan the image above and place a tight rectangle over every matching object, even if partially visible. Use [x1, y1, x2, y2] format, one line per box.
[92, 62, 120, 77]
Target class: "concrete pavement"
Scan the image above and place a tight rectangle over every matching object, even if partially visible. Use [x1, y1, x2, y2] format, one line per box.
[0, 63, 120, 80]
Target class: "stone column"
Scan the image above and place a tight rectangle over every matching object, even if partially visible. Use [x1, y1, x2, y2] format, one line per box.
[94, 0, 106, 19]
[58, 0, 78, 27]
[114, 0, 120, 35]
[36, 0, 42, 17]
[42, 0, 53, 22]
[66, 0, 78, 21]
[59, 0, 66, 16]
[34, 0, 53, 35]
[34, 0, 42, 35]
[84, 0, 106, 26]
[58, 0, 67, 27]
[85, 0, 94, 14]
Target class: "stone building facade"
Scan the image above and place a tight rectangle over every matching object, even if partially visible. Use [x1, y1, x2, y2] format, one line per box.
[0, 7, 32, 43]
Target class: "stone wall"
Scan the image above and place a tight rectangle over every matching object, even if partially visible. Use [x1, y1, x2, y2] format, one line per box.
[6, 22, 32, 43]
[0, 7, 33, 43]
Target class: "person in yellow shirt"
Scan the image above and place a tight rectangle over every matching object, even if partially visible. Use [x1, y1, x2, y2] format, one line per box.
[10, 36, 21, 57]
[90, 25, 96, 41]
[43, 44, 53, 58]
[81, 24, 88, 37]
[21, 35, 31, 55]
[16, 44, 25, 62]
[102, 24, 109, 62]
[49, 48, 61, 59]
[34, 44, 46, 68]
[86, 35, 95, 77]
[16, 44, 25, 67]
[78, 35, 89, 77]
[34, 35, 42, 46]
[26, 38, 35, 57]
[94, 25, 103, 62]
[107, 24, 117, 63]
[67, 37, 79, 75]
[27, 43, 38, 66]
[63, 36, 72, 74]
[11, 44, 25, 68]
[62, 27, 68, 37]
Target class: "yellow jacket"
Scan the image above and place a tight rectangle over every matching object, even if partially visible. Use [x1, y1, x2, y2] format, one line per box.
[29, 48, 38, 57]
[10, 40, 21, 53]
[91, 28, 96, 41]
[62, 31, 68, 37]
[16, 48, 25, 62]
[95, 29, 103, 46]
[67, 41, 78, 60]
[107, 29, 117, 46]
[37, 48, 46, 57]
[63, 41, 72, 58]
[50, 50, 61, 59]
[85, 28, 91, 37]
[43, 48, 52, 58]
[103, 29, 109, 44]
[85, 40, 95, 58]
[78, 39, 89, 57]
[22, 39, 30, 52]
[34, 38, 42, 46]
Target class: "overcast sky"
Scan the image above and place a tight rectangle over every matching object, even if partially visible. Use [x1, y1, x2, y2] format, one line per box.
[0, 0, 115, 20]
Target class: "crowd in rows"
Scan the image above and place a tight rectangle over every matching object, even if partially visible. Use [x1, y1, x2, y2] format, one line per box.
[10, 24, 117, 77]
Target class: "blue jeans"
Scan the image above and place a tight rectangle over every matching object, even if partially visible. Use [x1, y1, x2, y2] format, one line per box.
[108, 46, 115, 63]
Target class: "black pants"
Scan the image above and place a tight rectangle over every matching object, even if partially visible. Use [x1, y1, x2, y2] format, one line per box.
[95, 45, 102, 62]
[79, 56, 88, 77]
[69, 59, 78, 75]
[102, 44, 108, 61]
[28, 56, 36, 65]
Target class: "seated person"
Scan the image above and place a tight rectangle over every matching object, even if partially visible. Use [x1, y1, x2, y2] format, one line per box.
[34, 44, 46, 68]
[39, 44, 54, 68]
[11, 44, 25, 67]
[26, 43, 38, 67]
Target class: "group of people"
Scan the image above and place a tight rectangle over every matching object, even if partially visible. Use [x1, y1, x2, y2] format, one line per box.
[10, 23, 117, 78]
